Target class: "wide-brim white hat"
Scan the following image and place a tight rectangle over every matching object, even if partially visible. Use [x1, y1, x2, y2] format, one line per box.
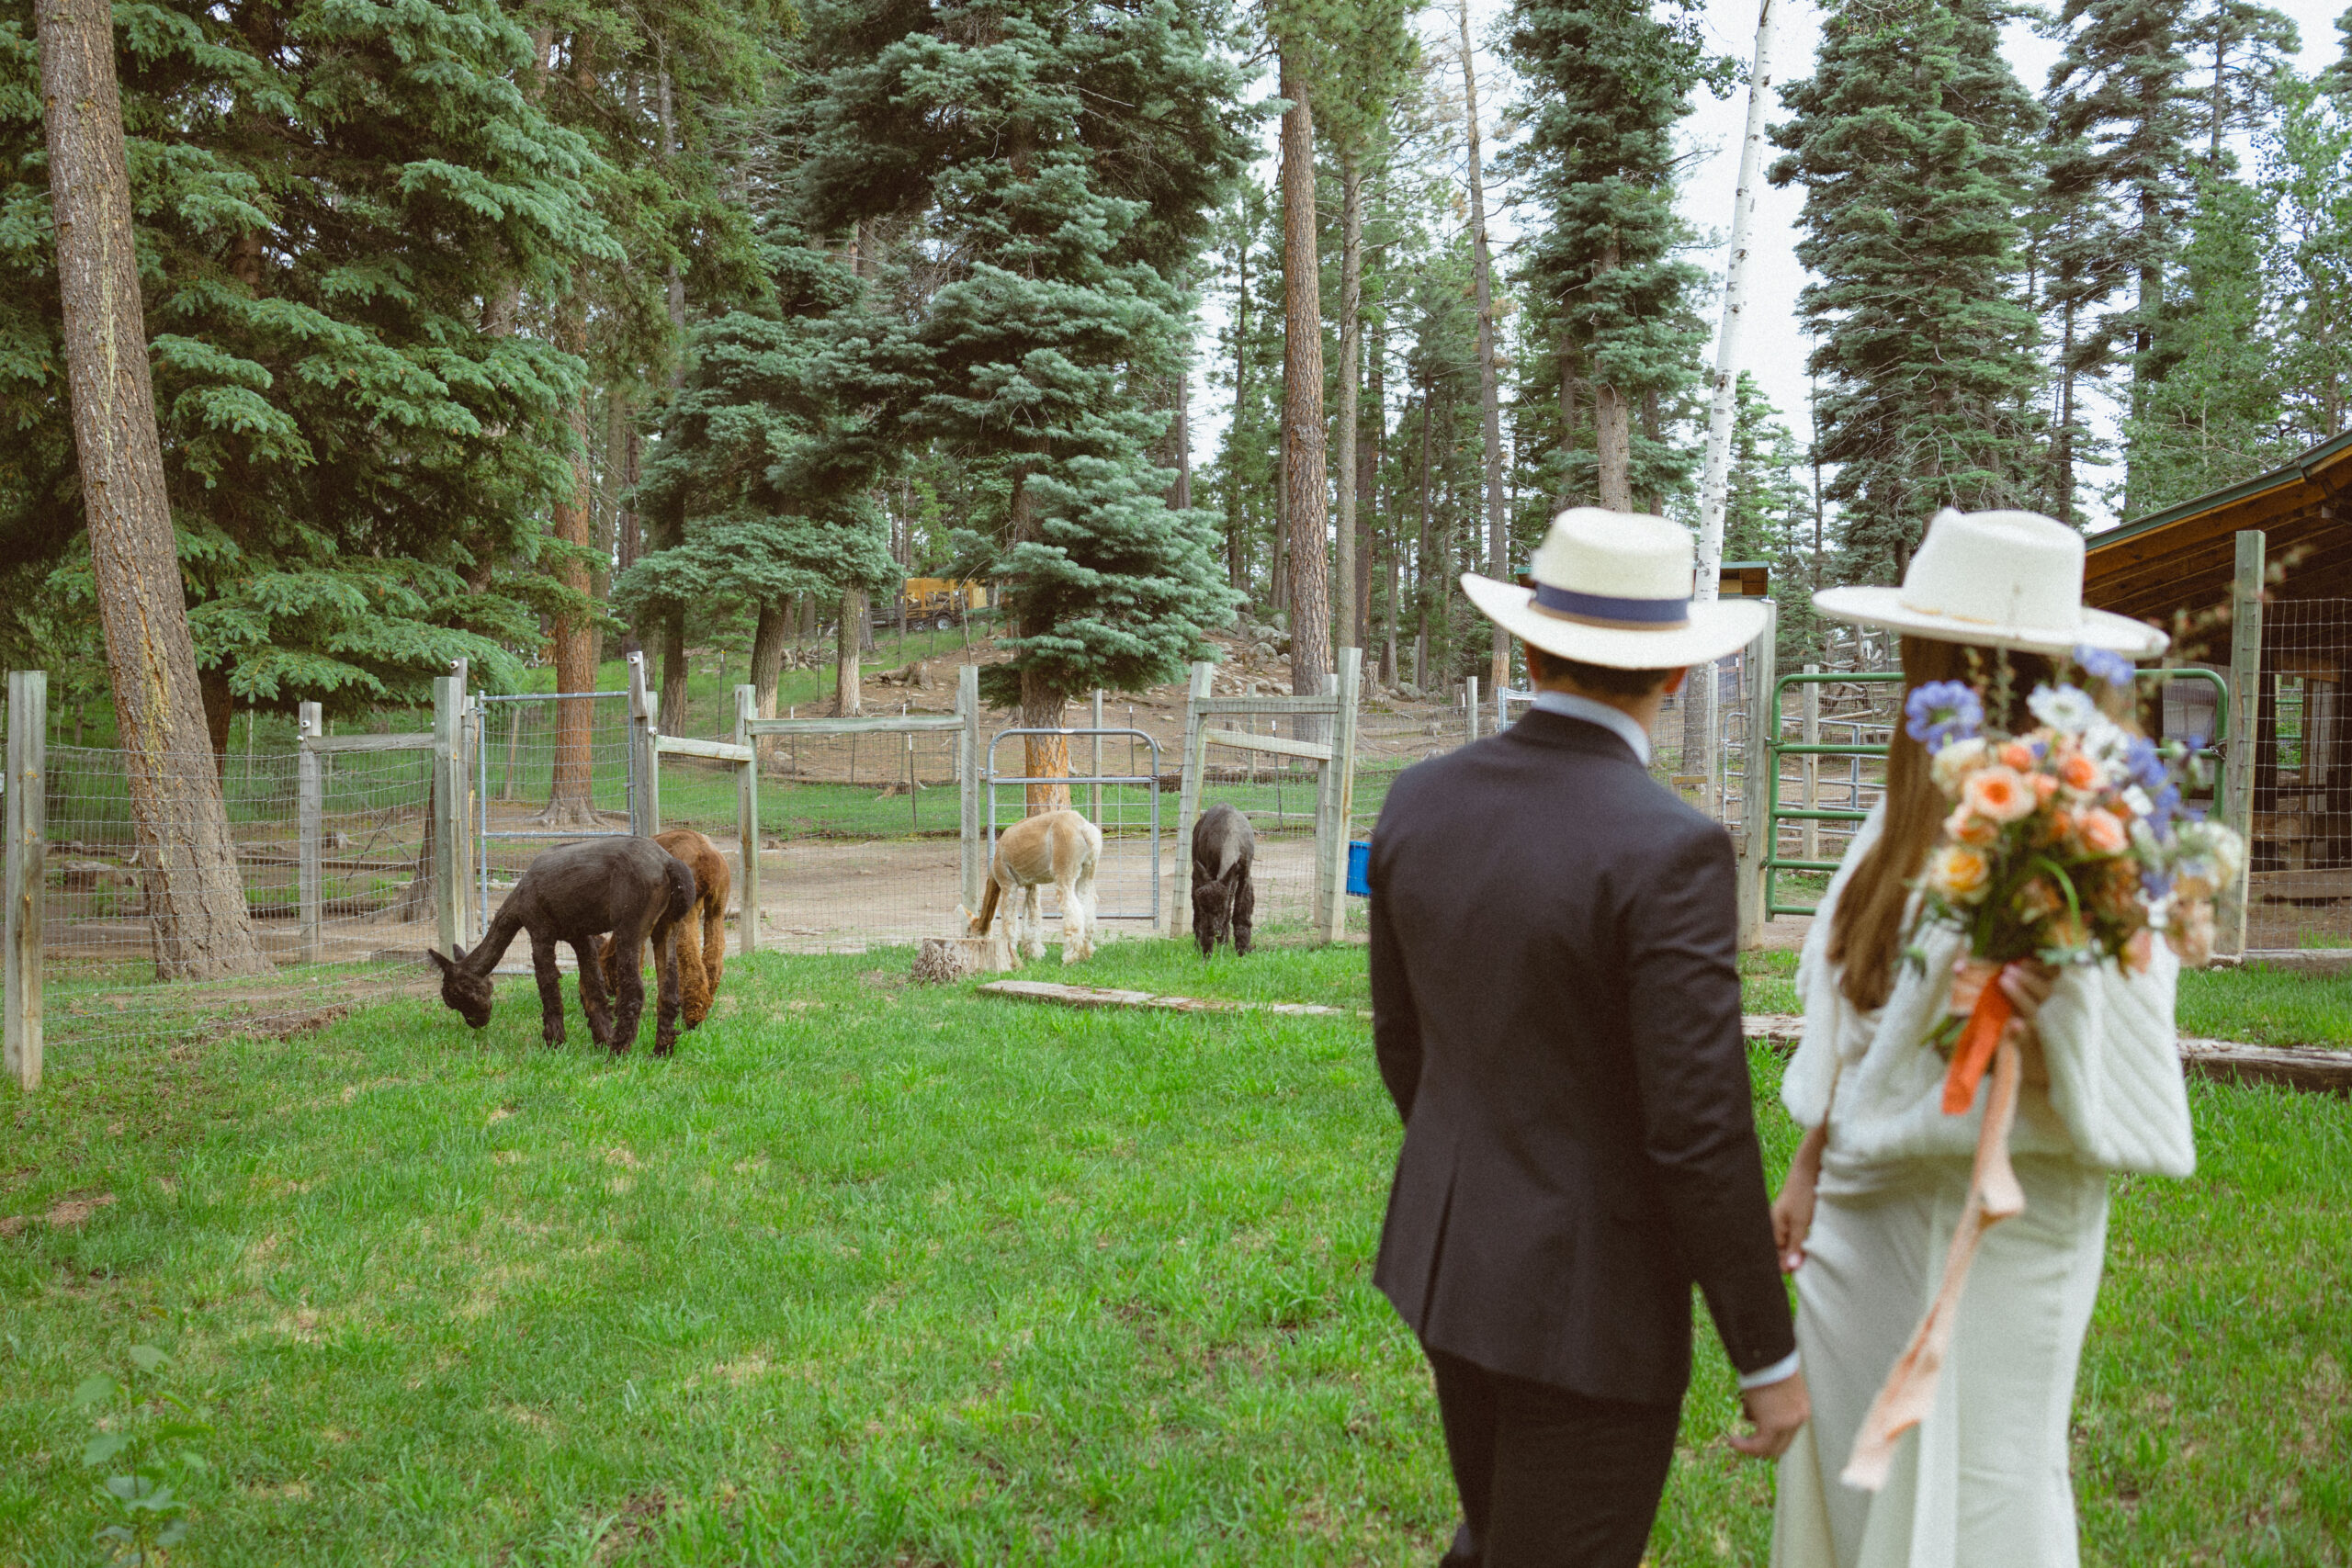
[1462, 507, 1769, 670]
[1813, 508, 2166, 659]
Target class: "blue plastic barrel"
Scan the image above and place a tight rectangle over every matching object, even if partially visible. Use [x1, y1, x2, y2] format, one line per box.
[1346, 840, 1372, 897]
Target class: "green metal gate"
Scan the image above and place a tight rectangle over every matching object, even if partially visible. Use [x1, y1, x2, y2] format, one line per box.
[1761, 667, 2233, 919]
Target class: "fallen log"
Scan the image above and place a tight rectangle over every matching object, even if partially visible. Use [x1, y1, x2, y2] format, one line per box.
[978, 990, 2350, 1094]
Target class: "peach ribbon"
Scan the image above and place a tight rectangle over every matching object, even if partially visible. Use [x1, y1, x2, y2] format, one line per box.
[1940, 960, 2015, 1114]
[1841, 1036, 2027, 1492]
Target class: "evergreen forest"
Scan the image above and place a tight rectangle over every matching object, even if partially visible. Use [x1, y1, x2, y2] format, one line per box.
[3, 0, 2350, 732]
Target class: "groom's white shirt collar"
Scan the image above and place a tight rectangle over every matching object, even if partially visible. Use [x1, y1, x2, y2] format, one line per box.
[1527, 689, 1652, 766]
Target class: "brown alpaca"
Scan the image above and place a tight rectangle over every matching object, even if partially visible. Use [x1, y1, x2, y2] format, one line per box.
[600, 829, 731, 1027]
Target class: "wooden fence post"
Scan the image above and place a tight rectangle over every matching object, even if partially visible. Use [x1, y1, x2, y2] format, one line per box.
[1465, 675, 1481, 744]
[5, 670, 44, 1091]
[1737, 601, 1779, 949]
[451, 658, 472, 945]
[627, 651, 658, 838]
[735, 683, 759, 958]
[298, 701, 322, 964]
[2220, 529, 2265, 957]
[432, 674, 464, 958]
[1171, 660, 1215, 938]
[1319, 649, 1363, 942]
[958, 663, 984, 913]
[1800, 664, 1821, 864]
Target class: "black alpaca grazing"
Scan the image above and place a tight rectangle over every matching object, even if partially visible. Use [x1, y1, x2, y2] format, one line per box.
[427, 837, 697, 1055]
[1190, 803, 1257, 957]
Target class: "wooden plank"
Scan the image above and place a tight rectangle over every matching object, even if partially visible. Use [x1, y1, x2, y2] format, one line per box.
[656, 733, 755, 764]
[432, 675, 463, 957]
[298, 702, 322, 964]
[307, 731, 434, 753]
[1193, 694, 1340, 716]
[742, 714, 965, 738]
[2176, 1037, 2352, 1095]
[980, 979, 1365, 1020]
[1737, 602, 1779, 949]
[2220, 530, 2264, 957]
[5, 670, 44, 1091]
[2250, 869, 2352, 901]
[957, 665, 983, 913]
[1201, 727, 1333, 762]
[735, 684, 759, 958]
[1170, 662, 1214, 938]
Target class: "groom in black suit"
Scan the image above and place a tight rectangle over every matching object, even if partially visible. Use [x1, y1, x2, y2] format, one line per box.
[1370, 509, 1807, 1567]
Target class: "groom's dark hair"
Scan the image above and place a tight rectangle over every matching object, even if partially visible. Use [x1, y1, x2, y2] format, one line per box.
[1524, 643, 1674, 698]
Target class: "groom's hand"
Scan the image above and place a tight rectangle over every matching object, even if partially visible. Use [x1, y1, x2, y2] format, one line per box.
[1729, 1371, 1809, 1460]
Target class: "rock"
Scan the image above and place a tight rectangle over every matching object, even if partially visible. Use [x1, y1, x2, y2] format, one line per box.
[911, 935, 1010, 982]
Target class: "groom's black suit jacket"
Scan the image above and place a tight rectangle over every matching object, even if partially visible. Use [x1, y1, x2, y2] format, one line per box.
[1368, 708, 1795, 1406]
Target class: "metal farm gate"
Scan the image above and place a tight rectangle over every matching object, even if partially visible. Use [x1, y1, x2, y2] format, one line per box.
[986, 727, 1165, 927]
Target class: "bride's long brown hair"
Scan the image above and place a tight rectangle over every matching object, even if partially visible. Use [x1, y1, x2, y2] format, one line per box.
[1828, 636, 2053, 1011]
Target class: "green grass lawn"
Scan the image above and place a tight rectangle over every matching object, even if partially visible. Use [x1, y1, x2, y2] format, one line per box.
[1738, 950, 2352, 1047]
[3, 943, 2346, 1564]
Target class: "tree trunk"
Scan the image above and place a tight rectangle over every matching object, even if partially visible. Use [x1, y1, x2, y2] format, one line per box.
[834, 586, 863, 718]
[1272, 423, 1289, 612]
[1162, 366, 1193, 512]
[1228, 226, 1250, 596]
[1638, 389, 1662, 513]
[1558, 334, 1580, 506]
[537, 296, 599, 825]
[1415, 385, 1434, 691]
[1006, 466, 1069, 809]
[37, 0, 267, 978]
[1333, 146, 1364, 668]
[1278, 47, 1331, 702]
[659, 614, 687, 746]
[751, 599, 788, 767]
[1360, 299, 1383, 656]
[1459, 0, 1508, 695]
[614, 412, 641, 656]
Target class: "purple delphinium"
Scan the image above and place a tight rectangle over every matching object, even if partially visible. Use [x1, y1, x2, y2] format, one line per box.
[2073, 644, 2136, 689]
[1904, 681, 1984, 751]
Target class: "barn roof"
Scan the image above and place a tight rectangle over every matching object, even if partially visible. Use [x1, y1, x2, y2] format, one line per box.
[2084, 428, 2352, 626]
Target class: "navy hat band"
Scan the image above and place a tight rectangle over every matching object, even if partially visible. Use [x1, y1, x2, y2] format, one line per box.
[1532, 581, 1692, 630]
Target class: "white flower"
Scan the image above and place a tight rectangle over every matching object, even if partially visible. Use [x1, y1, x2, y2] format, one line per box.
[2028, 682, 2100, 736]
[2121, 784, 2154, 818]
[1929, 736, 1989, 795]
[2080, 716, 2133, 766]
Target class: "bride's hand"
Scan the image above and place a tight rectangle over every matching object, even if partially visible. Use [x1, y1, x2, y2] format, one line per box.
[1772, 1123, 1829, 1272]
[1999, 961, 2059, 1084]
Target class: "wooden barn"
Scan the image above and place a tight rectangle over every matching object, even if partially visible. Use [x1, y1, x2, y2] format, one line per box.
[2085, 430, 2352, 950]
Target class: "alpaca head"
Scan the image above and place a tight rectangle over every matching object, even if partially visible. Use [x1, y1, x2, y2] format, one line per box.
[1192, 882, 1233, 956]
[427, 947, 493, 1030]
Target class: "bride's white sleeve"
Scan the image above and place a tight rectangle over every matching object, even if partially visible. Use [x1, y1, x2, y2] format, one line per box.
[2034, 942, 2197, 1178]
[1781, 808, 1883, 1130]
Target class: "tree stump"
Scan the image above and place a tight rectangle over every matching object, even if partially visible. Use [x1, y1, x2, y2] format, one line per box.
[911, 935, 1007, 983]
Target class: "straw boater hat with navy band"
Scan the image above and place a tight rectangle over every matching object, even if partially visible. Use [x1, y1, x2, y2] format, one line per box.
[1812, 507, 2167, 659]
[1462, 507, 1769, 671]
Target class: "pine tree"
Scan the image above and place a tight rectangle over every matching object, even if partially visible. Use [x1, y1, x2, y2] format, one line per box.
[1721, 374, 1822, 661]
[0, 0, 613, 739]
[796, 0, 1247, 798]
[2263, 72, 2352, 441]
[1772, 0, 2044, 581]
[1504, 0, 1723, 517]
[2045, 0, 2199, 513]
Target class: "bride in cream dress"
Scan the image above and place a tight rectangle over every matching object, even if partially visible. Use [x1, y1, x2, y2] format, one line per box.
[1769, 511, 2199, 1568]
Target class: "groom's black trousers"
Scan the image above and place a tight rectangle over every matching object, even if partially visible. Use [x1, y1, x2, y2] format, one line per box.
[1425, 1346, 1681, 1568]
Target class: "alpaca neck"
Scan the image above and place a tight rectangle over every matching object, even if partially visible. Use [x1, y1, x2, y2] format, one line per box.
[464, 908, 527, 976]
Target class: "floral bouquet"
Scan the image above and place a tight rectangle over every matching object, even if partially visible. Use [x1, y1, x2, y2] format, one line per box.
[1903, 646, 2245, 1116]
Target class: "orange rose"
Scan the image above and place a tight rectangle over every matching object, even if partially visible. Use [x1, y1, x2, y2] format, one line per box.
[1999, 741, 2037, 771]
[1964, 766, 2037, 824]
[1928, 844, 1993, 904]
[1944, 804, 2001, 847]
[2057, 750, 2105, 792]
[2035, 773, 2060, 804]
[2077, 808, 2129, 855]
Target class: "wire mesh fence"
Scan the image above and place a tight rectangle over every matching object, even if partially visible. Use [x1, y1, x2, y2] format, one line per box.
[742, 727, 972, 953]
[1192, 704, 1340, 933]
[2248, 598, 2351, 949]
[474, 693, 637, 949]
[38, 740, 440, 1053]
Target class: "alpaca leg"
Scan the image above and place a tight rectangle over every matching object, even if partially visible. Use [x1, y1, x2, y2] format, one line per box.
[1074, 858, 1098, 961]
[1022, 883, 1045, 963]
[607, 925, 649, 1054]
[1057, 873, 1084, 964]
[1232, 872, 1255, 956]
[673, 913, 711, 1030]
[572, 938, 616, 1048]
[532, 931, 566, 1047]
[596, 934, 624, 1001]
[652, 921, 684, 1056]
[699, 903, 725, 1007]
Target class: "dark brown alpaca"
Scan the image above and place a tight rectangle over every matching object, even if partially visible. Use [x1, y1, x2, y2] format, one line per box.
[1191, 803, 1256, 957]
[598, 828, 730, 1027]
[428, 837, 696, 1055]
